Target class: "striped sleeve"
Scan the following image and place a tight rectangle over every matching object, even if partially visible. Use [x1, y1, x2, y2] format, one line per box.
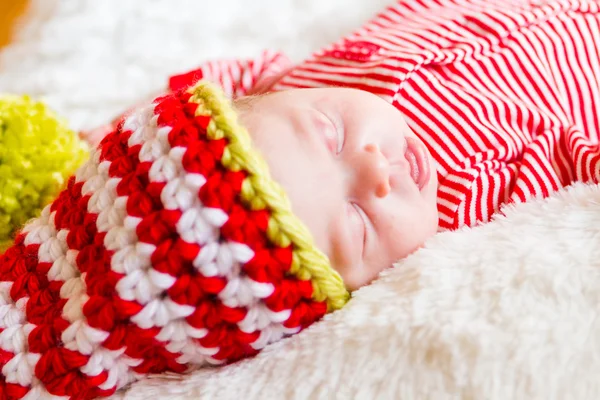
[168, 50, 292, 98]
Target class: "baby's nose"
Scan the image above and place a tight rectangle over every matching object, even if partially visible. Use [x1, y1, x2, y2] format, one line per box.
[363, 144, 390, 198]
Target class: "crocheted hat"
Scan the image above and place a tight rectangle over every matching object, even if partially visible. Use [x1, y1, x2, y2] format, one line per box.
[0, 82, 350, 399]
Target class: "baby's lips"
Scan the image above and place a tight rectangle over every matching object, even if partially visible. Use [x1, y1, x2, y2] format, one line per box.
[405, 136, 431, 191]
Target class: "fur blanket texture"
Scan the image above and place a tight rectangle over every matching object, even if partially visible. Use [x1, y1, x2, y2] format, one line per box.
[111, 182, 600, 400]
[1, 1, 600, 399]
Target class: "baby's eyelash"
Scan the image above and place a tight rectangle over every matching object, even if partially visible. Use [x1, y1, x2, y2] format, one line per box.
[322, 111, 345, 154]
[351, 202, 368, 256]
[335, 119, 345, 154]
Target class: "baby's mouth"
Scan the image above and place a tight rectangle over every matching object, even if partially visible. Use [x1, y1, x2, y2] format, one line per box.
[404, 137, 431, 190]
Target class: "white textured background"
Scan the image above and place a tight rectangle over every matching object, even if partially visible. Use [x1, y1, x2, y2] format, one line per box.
[3, 2, 600, 399]
[0, 0, 391, 130]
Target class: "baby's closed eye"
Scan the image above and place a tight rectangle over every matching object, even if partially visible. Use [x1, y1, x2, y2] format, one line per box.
[319, 109, 345, 154]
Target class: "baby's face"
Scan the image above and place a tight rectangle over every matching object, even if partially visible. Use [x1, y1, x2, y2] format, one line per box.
[235, 88, 438, 290]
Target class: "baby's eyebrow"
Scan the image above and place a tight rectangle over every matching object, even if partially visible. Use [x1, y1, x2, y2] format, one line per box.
[232, 94, 263, 113]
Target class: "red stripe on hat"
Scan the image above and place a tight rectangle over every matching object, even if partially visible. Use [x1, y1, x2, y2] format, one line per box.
[158, 91, 328, 359]
[155, 92, 261, 362]
[92, 122, 187, 376]
[0, 237, 33, 398]
[14, 178, 109, 399]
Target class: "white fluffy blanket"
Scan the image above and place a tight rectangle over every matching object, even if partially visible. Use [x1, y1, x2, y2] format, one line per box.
[2, 1, 600, 399]
[115, 183, 600, 400]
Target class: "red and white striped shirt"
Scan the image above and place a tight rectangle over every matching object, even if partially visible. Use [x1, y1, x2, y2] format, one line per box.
[170, 0, 600, 230]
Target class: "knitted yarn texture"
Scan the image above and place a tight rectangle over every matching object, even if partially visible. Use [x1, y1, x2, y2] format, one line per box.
[0, 95, 88, 251]
[0, 82, 349, 399]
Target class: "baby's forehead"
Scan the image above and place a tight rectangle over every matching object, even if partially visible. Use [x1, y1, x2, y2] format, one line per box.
[233, 87, 390, 121]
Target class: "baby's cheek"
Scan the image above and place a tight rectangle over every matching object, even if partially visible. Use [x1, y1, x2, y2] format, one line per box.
[325, 230, 359, 286]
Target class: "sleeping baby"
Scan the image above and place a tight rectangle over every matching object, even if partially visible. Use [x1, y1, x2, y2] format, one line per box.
[1, 0, 599, 398]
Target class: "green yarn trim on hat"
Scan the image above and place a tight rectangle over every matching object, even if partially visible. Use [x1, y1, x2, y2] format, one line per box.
[0, 95, 89, 251]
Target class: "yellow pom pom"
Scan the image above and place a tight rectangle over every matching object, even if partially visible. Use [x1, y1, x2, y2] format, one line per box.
[0, 95, 89, 250]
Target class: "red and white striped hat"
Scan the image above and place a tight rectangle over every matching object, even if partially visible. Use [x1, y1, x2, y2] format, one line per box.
[0, 82, 350, 399]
